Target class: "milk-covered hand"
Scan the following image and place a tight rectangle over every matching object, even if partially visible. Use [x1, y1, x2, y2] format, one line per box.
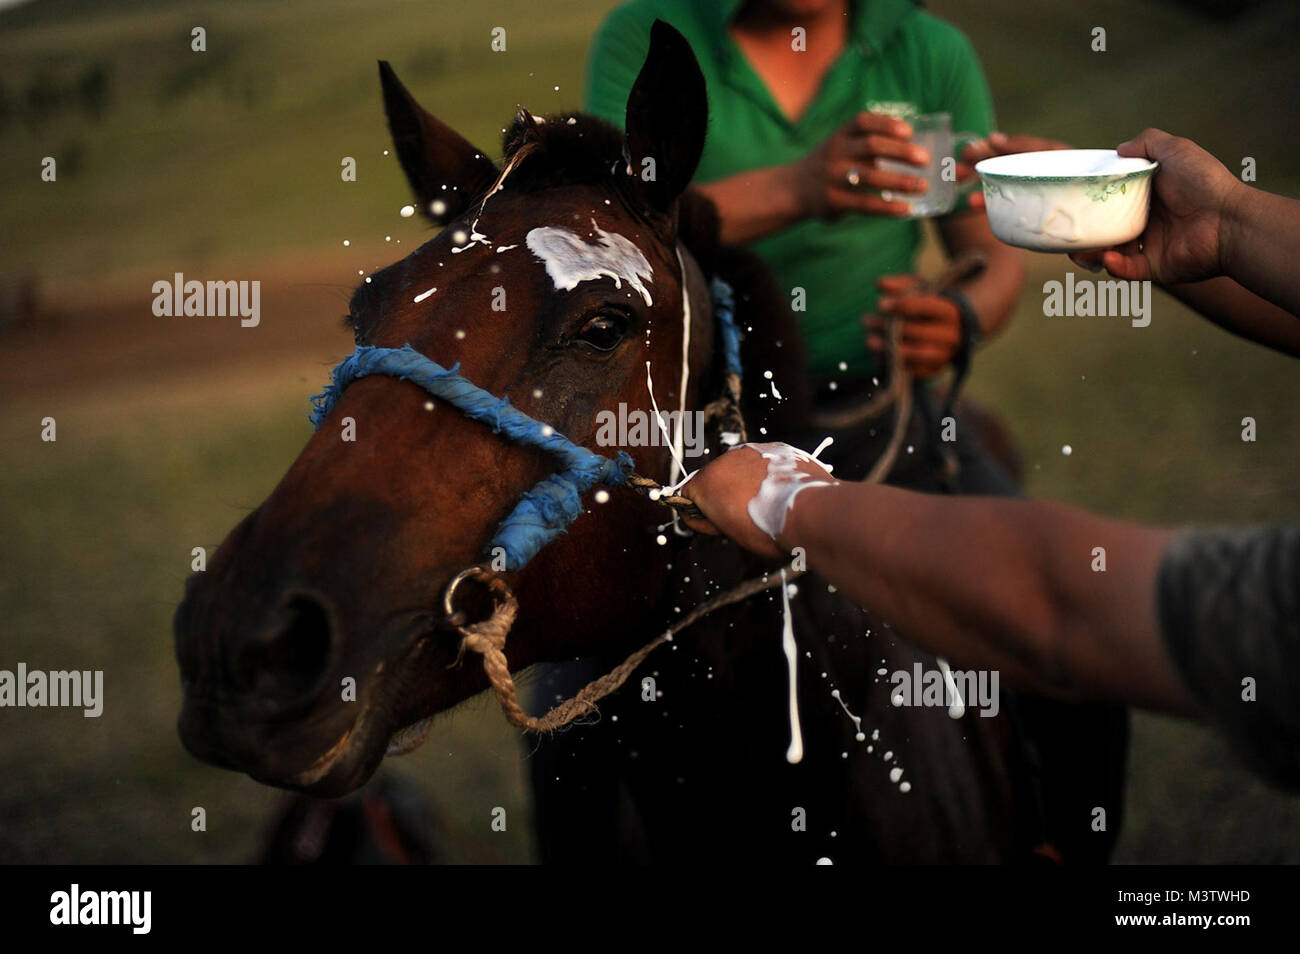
[681, 443, 838, 559]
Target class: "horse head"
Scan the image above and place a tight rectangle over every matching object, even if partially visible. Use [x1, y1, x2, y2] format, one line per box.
[171, 22, 797, 796]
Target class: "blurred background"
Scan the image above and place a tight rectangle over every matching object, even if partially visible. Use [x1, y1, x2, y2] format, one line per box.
[1, 0, 1296, 863]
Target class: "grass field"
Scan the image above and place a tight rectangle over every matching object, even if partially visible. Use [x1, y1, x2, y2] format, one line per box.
[2, 0, 1298, 863]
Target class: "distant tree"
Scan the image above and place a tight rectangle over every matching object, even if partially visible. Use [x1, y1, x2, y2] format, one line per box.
[1168, 0, 1263, 19]
[77, 63, 111, 121]
[23, 73, 65, 130]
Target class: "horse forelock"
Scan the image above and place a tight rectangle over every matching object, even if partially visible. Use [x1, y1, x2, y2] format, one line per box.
[492, 111, 725, 267]
[347, 108, 797, 416]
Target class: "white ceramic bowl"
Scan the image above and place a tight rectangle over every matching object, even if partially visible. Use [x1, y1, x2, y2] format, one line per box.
[974, 149, 1158, 252]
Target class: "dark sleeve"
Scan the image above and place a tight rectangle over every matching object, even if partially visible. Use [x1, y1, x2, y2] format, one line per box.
[1157, 523, 1300, 789]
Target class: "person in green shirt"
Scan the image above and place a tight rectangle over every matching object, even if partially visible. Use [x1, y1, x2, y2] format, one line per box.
[585, 0, 1027, 406]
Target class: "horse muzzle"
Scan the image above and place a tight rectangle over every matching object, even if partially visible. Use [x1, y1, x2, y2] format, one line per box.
[173, 577, 398, 796]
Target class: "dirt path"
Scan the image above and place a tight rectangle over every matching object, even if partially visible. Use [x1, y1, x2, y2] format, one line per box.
[0, 257, 361, 407]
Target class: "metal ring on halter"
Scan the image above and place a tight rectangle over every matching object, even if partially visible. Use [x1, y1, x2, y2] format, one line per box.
[442, 565, 494, 627]
[442, 564, 519, 669]
[845, 165, 862, 188]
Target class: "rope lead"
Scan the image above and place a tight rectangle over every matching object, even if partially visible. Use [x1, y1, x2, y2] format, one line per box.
[449, 563, 803, 734]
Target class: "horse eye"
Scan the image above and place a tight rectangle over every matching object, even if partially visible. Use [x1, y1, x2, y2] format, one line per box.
[575, 313, 627, 353]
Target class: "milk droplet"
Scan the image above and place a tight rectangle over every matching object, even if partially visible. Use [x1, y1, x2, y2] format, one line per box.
[594, 489, 610, 504]
[1062, 444, 1073, 456]
[889, 767, 903, 783]
[656, 534, 668, 546]
[400, 205, 415, 218]
[816, 857, 833, 865]
[342, 239, 350, 246]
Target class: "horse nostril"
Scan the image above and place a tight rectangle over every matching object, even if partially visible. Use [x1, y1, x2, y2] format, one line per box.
[233, 595, 334, 700]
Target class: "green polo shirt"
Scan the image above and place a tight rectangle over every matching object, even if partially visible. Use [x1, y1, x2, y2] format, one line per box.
[585, 0, 995, 381]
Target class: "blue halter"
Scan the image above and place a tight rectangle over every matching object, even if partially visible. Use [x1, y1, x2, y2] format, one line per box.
[709, 276, 742, 381]
[309, 277, 741, 571]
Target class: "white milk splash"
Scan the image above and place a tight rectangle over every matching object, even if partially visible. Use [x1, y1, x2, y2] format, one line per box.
[525, 220, 654, 306]
[779, 569, 803, 764]
[745, 439, 835, 541]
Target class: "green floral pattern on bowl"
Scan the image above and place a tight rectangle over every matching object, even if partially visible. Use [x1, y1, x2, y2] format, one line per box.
[1086, 179, 1129, 202]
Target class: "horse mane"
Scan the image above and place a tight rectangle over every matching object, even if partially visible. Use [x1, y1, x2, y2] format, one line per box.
[495, 110, 811, 425]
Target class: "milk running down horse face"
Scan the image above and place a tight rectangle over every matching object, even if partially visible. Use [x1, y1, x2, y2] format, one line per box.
[173, 27, 712, 795]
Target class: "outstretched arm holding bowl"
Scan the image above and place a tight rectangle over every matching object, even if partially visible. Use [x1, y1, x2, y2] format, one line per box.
[970, 127, 1300, 354]
[1078, 129, 1300, 355]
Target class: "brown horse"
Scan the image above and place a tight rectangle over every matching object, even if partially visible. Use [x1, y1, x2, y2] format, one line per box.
[175, 22, 1126, 863]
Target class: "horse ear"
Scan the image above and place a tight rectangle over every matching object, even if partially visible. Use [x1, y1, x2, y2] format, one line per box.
[623, 20, 708, 214]
[378, 61, 499, 226]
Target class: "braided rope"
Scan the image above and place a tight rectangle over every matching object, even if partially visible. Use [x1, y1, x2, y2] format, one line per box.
[451, 564, 802, 733]
[624, 473, 704, 519]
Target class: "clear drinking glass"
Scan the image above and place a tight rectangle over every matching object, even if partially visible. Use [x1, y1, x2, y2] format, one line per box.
[878, 112, 980, 218]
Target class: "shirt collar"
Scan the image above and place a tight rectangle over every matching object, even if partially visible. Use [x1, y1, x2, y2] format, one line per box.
[704, 0, 917, 54]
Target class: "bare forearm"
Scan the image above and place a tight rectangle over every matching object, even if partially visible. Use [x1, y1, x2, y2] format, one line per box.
[1166, 276, 1300, 357]
[1222, 185, 1300, 318]
[696, 165, 804, 245]
[779, 481, 1193, 712]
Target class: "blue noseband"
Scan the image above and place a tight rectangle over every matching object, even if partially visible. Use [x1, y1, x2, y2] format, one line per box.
[309, 344, 633, 571]
[309, 278, 741, 572]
